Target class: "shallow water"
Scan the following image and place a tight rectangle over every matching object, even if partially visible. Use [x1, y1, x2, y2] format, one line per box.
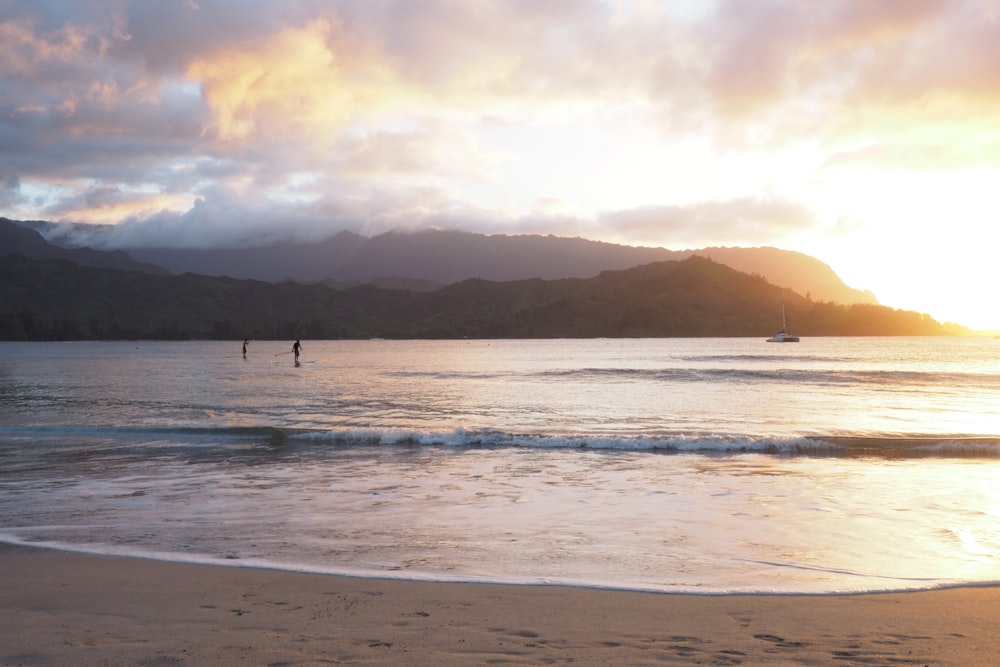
[2, 338, 999, 593]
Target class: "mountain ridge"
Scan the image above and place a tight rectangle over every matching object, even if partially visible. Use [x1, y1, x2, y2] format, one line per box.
[0, 218, 169, 275]
[0, 253, 949, 341]
[10, 219, 876, 306]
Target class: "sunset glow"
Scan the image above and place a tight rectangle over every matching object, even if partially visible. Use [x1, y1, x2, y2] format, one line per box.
[3, 1, 1000, 329]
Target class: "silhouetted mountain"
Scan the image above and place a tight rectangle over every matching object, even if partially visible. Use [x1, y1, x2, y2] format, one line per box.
[111, 229, 676, 284]
[0, 218, 168, 275]
[338, 230, 674, 284]
[18, 221, 872, 306]
[126, 230, 369, 282]
[690, 246, 878, 305]
[0, 254, 949, 341]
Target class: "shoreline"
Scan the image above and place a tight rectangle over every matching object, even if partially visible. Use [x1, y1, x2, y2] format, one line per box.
[4, 537, 992, 597]
[3, 545, 1000, 665]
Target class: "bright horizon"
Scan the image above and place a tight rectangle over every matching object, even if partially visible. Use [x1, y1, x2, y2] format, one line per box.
[3, 1, 999, 330]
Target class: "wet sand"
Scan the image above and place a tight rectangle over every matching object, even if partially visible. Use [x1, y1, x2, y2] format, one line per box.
[2, 544, 999, 666]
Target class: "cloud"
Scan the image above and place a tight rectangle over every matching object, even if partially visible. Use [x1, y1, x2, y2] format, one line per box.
[3, 0, 1000, 249]
[71, 176, 471, 249]
[599, 197, 815, 248]
[0, 7, 206, 192]
[0, 165, 22, 209]
[823, 139, 1000, 172]
[185, 17, 395, 145]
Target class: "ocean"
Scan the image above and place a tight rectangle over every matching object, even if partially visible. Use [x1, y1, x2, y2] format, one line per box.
[1, 337, 999, 594]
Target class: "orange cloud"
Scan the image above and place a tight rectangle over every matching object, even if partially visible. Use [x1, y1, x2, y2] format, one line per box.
[186, 18, 400, 145]
[44, 183, 195, 226]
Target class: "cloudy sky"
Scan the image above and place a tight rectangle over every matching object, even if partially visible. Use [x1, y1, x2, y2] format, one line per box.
[2, 0, 999, 329]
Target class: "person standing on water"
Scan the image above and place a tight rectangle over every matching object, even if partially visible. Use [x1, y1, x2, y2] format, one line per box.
[293, 339, 302, 363]
[242, 339, 249, 359]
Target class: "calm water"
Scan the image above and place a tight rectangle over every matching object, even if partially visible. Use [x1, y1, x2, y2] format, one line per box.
[1, 337, 999, 594]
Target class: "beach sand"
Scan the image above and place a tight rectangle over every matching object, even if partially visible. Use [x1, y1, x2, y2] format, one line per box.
[2, 545, 999, 666]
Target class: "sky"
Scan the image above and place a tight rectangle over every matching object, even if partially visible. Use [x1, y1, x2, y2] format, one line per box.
[2, 0, 999, 330]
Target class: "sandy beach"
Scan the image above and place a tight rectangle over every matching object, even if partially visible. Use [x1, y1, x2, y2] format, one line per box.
[1, 545, 998, 666]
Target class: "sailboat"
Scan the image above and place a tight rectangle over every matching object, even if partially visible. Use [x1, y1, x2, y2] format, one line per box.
[766, 296, 800, 343]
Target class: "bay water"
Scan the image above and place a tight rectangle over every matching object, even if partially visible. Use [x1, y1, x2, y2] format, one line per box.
[2, 337, 999, 594]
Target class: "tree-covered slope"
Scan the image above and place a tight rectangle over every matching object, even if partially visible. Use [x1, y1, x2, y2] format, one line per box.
[0, 255, 949, 341]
